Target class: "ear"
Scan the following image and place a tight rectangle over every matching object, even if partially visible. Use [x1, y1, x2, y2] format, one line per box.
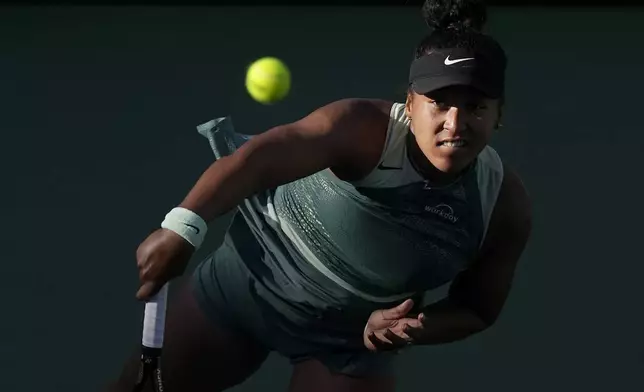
[405, 91, 414, 118]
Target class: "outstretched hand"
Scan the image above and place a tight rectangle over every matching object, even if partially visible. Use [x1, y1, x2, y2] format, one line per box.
[363, 299, 429, 352]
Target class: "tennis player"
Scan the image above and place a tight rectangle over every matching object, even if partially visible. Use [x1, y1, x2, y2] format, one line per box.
[107, 0, 532, 391]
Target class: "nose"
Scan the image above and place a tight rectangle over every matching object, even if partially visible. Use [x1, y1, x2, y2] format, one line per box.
[443, 106, 467, 132]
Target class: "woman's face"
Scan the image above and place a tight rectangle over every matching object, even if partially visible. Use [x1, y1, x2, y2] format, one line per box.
[405, 85, 501, 175]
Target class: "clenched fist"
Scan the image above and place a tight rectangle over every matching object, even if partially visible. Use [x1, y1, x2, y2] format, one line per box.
[135, 228, 195, 300]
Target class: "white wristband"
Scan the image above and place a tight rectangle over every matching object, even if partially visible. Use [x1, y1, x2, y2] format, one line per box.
[161, 207, 208, 249]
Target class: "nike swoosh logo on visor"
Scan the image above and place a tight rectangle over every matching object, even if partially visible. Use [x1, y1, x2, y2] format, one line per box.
[444, 56, 475, 65]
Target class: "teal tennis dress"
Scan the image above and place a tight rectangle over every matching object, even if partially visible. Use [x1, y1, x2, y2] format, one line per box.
[191, 102, 504, 376]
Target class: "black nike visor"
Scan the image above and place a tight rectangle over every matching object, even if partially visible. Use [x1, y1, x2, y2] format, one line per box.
[409, 47, 506, 99]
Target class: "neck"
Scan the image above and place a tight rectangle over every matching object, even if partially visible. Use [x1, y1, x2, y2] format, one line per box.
[406, 131, 467, 187]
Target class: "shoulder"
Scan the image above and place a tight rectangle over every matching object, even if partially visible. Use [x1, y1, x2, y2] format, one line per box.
[486, 164, 533, 244]
[306, 98, 395, 180]
[498, 165, 532, 225]
[307, 98, 393, 129]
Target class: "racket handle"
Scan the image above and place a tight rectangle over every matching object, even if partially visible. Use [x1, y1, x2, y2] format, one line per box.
[142, 284, 168, 349]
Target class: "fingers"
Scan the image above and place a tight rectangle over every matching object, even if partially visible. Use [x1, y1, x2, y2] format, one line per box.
[403, 325, 425, 342]
[366, 327, 414, 352]
[367, 331, 402, 352]
[136, 261, 164, 301]
[136, 281, 159, 301]
[403, 314, 427, 342]
[135, 229, 193, 301]
[381, 298, 415, 320]
[383, 329, 410, 346]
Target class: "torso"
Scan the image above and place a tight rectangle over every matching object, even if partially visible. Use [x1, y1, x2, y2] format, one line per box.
[238, 102, 504, 309]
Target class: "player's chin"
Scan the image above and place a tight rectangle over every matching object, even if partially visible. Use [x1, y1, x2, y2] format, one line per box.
[430, 148, 477, 174]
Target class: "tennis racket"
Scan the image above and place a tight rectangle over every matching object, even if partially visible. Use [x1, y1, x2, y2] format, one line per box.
[132, 284, 169, 392]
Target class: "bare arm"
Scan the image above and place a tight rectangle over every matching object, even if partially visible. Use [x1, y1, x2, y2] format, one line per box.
[407, 165, 533, 344]
[134, 99, 391, 301]
[178, 99, 389, 222]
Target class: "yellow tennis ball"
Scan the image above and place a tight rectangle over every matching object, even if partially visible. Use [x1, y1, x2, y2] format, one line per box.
[245, 57, 291, 104]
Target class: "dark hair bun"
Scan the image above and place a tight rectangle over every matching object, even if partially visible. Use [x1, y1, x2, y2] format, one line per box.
[422, 0, 487, 33]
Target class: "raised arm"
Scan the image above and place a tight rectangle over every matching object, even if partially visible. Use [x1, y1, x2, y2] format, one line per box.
[135, 99, 390, 300]
[179, 98, 389, 222]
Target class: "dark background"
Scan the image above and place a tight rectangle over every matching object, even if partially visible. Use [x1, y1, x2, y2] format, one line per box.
[3, 5, 643, 392]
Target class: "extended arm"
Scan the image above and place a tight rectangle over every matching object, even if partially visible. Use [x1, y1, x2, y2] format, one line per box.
[178, 99, 388, 222]
[407, 166, 533, 345]
[134, 99, 390, 301]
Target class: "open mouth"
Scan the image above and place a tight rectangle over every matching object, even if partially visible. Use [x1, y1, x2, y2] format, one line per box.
[437, 139, 468, 148]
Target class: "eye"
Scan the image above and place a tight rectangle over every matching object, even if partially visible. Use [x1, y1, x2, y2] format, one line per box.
[431, 99, 450, 111]
[467, 102, 489, 118]
[466, 102, 487, 112]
